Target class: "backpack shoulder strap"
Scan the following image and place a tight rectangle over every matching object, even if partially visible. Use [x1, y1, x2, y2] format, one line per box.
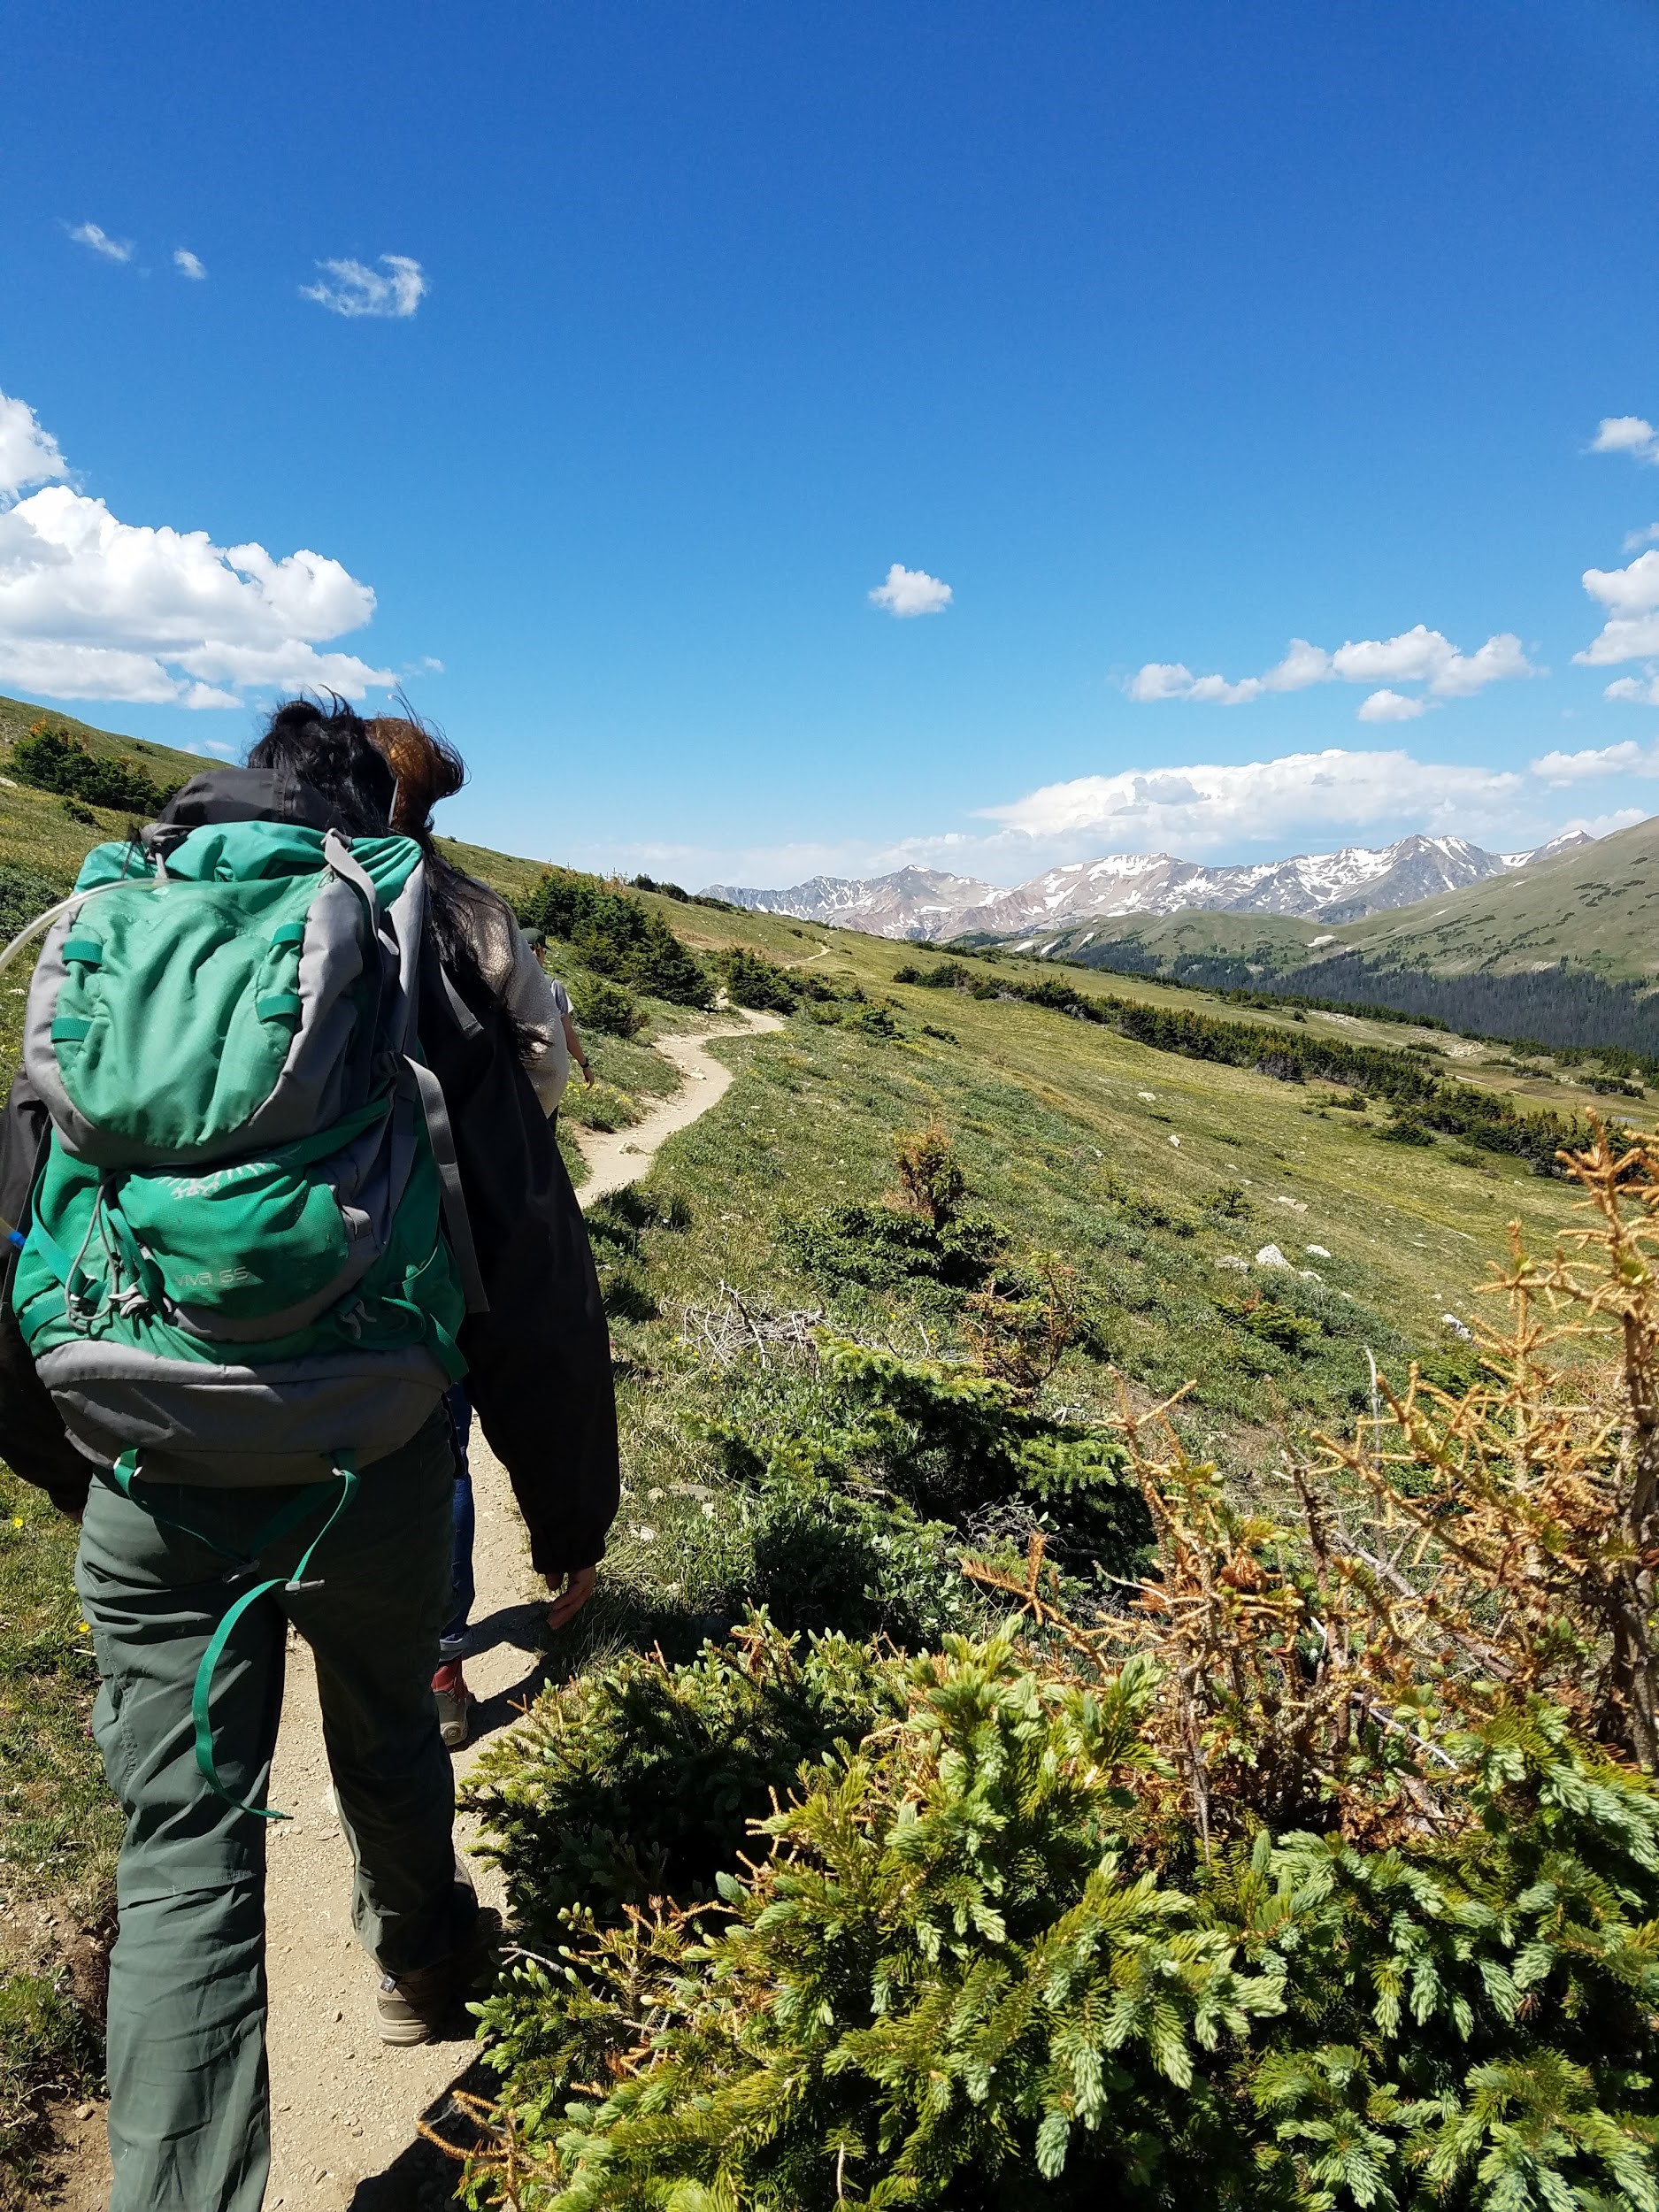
[405, 1057, 489, 1315]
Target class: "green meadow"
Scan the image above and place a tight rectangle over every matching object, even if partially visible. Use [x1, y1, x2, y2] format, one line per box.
[0, 708, 1648, 2193]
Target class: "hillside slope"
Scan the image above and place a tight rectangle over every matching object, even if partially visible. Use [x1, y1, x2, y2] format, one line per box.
[5, 797, 1649, 2194]
[0, 691, 550, 910]
[956, 816, 1659, 1051]
[1322, 810, 1659, 983]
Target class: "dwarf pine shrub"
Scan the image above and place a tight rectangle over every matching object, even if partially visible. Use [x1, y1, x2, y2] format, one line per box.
[699, 1327, 1141, 1557]
[443, 1127, 1659, 2211]
[521, 867, 714, 1008]
[718, 947, 800, 1012]
[12, 724, 180, 814]
[464, 1642, 1659, 2209]
[573, 979, 646, 1038]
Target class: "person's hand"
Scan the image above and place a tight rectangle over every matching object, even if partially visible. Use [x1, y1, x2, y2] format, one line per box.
[580, 1058, 596, 1087]
[545, 1563, 597, 1632]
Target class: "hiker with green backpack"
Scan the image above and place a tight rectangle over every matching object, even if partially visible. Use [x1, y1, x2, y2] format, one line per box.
[0, 699, 618, 2212]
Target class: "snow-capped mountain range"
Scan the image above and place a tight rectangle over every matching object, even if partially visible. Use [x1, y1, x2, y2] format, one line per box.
[706, 831, 1594, 942]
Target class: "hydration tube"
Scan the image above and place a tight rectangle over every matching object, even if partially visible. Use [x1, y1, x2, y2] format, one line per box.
[0, 878, 141, 983]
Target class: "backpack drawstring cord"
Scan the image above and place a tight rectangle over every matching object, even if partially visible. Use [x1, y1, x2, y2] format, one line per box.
[96, 1450, 360, 1821]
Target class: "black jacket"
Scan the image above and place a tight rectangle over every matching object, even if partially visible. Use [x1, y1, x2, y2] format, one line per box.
[0, 772, 618, 1576]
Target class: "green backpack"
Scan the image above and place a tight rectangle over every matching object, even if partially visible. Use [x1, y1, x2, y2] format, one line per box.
[13, 816, 482, 1490]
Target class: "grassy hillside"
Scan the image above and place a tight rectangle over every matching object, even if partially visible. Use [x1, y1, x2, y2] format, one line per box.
[473, 890, 1659, 2205]
[961, 907, 1333, 981]
[960, 816, 1659, 1053]
[4, 715, 1658, 2185]
[1329, 810, 1659, 982]
[0, 694, 221, 880]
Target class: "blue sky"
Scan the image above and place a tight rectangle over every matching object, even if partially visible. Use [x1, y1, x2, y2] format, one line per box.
[5, 0, 1659, 889]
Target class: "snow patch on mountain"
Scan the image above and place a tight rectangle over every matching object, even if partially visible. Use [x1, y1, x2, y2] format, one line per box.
[707, 831, 1595, 942]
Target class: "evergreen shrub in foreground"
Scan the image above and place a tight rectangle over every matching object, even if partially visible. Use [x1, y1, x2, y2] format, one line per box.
[448, 1127, 1659, 2209]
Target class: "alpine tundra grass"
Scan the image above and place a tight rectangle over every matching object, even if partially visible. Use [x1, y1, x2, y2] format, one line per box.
[0, 807, 1651, 2199]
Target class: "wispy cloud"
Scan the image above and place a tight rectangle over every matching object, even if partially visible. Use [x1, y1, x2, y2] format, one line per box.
[0, 383, 399, 710]
[69, 222, 133, 264]
[869, 564, 952, 618]
[1128, 626, 1539, 718]
[301, 255, 426, 319]
[173, 249, 206, 280]
[1591, 415, 1659, 465]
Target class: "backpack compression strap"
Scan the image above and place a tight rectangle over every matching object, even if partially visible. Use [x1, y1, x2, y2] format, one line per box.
[99, 1448, 359, 1821]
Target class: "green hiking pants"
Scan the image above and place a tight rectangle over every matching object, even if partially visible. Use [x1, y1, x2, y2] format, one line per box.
[74, 1411, 460, 2212]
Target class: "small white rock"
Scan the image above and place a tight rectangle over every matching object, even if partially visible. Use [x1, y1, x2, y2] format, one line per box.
[631, 1525, 657, 1542]
[1167, 1133, 1181, 1148]
[1440, 1313, 1473, 1341]
[1215, 1255, 1250, 1271]
[1272, 1194, 1309, 1212]
[1255, 1244, 1290, 1269]
[1300, 1268, 1323, 1281]
[1138, 1090, 1156, 1101]
[1305, 1244, 1331, 1258]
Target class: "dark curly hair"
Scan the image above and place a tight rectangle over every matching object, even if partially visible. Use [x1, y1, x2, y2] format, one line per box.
[246, 695, 396, 835]
[249, 695, 506, 1025]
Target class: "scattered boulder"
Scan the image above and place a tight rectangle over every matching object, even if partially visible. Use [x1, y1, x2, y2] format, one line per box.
[1256, 1244, 1291, 1269]
[1305, 1243, 1331, 1258]
[1215, 1254, 1250, 1271]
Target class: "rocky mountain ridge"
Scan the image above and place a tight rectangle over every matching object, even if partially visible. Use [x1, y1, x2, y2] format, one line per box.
[709, 830, 1594, 942]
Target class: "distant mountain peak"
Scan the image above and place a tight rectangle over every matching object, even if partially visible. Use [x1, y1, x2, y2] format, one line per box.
[706, 830, 1599, 941]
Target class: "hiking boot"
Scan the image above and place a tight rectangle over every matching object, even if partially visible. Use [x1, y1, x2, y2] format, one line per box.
[432, 1659, 472, 1750]
[374, 1906, 498, 2047]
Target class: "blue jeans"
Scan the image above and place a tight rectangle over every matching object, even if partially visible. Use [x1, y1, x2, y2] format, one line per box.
[439, 1386, 474, 1660]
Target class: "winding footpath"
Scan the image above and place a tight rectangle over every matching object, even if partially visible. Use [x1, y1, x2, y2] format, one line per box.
[572, 1010, 786, 1202]
[53, 1011, 781, 2212]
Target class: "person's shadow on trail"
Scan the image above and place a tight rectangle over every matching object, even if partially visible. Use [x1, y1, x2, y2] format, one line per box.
[454, 1601, 551, 1746]
[347, 2062, 496, 2209]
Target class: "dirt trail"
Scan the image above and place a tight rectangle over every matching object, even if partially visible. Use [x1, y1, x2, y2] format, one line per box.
[571, 1009, 786, 1204]
[54, 1013, 779, 2210]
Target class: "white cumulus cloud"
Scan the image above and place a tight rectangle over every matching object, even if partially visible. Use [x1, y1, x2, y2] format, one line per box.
[0, 386, 396, 710]
[979, 748, 1528, 850]
[1531, 740, 1659, 783]
[173, 249, 206, 280]
[69, 222, 133, 264]
[1591, 415, 1659, 464]
[1128, 626, 1538, 717]
[1356, 688, 1427, 722]
[1576, 549, 1659, 670]
[301, 255, 427, 319]
[869, 564, 952, 618]
[1604, 674, 1659, 705]
[0, 393, 69, 500]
